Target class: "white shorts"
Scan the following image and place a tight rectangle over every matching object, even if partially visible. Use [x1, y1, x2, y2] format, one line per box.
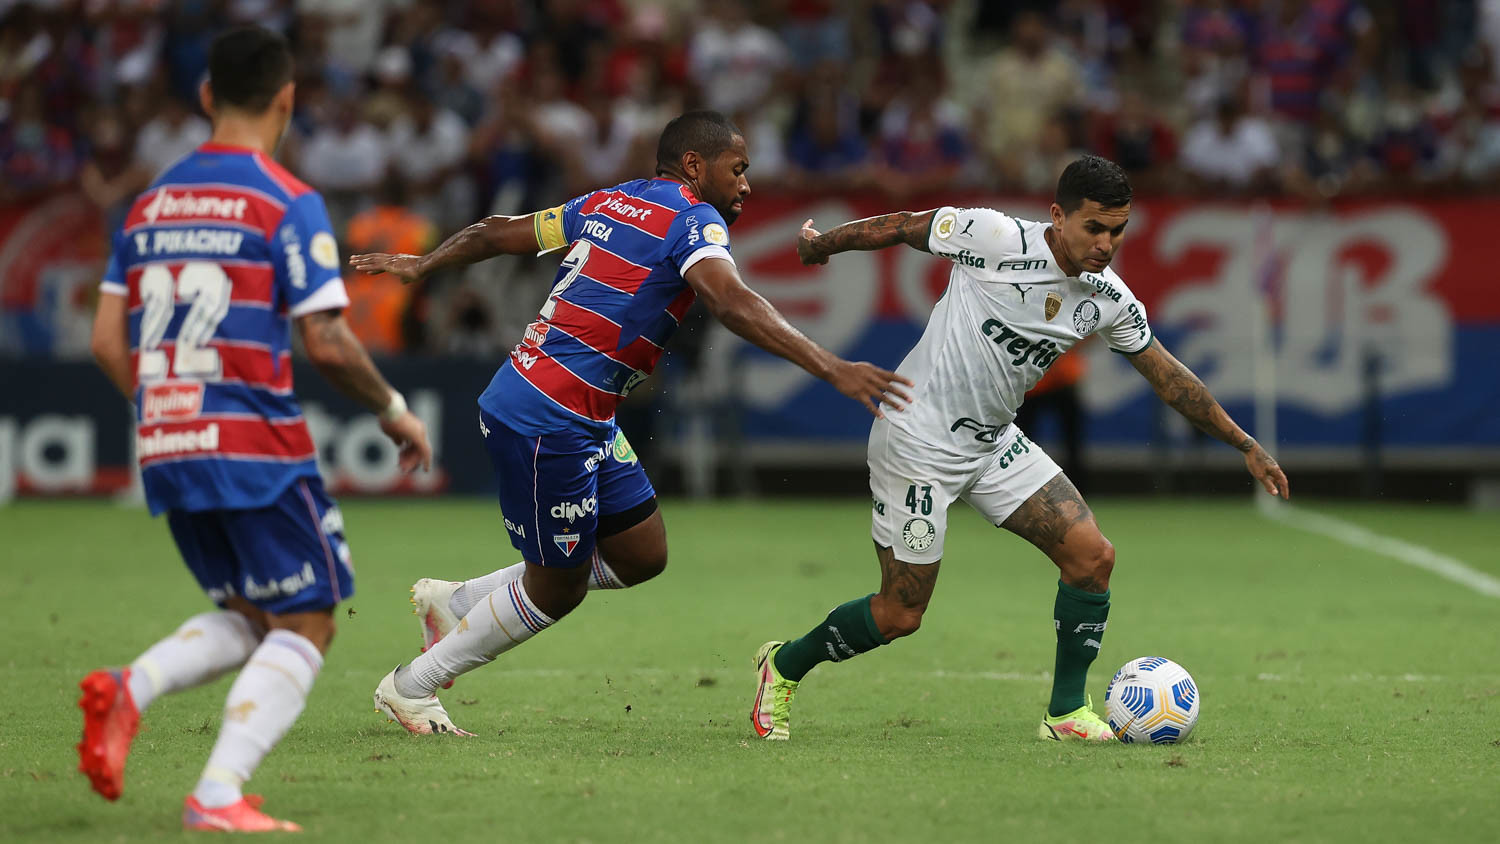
[868, 418, 1061, 564]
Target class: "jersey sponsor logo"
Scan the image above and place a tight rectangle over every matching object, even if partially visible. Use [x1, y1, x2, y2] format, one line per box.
[901, 517, 936, 552]
[1044, 291, 1063, 321]
[310, 231, 339, 269]
[949, 417, 1006, 444]
[553, 531, 582, 557]
[872, 497, 886, 516]
[504, 517, 526, 538]
[522, 321, 550, 347]
[1073, 300, 1102, 333]
[280, 224, 308, 288]
[937, 248, 985, 269]
[997, 258, 1048, 271]
[584, 442, 609, 472]
[142, 189, 248, 224]
[1083, 273, 1122, 302]
[1123, 302, 1148, 341]
[934, 211, 958, 239]
[515, 349, 539, 370]
[591, 195, 655, 222]
[137, 229, 246, 256]
[581, 219, 614, 242]
[137, 422, 219, 459]
[703, 223, 728, 246]
[550, 495, 597, 524]
[981, 319, 1062, 368]
[320, 505, 345, 538]
[141, 383, 204, 423]
[611, 430, 638, 464]
[621, 370, 648, 397]
[996, 431, 1033, 470]
[243, 561, 318, 602]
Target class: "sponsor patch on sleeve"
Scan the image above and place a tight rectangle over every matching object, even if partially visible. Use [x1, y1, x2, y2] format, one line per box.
[310, 231, 340, 269]
[934, 211, 958, 240]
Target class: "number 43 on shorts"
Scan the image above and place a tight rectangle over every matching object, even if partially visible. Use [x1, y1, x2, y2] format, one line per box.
[904, 484, 933, 515]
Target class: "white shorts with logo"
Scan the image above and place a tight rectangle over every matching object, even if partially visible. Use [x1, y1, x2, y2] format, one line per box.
[867, 418, 1061, 564]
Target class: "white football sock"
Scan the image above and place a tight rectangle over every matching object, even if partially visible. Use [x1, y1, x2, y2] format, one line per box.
[448, 554, 623, 618]
[397, 579, 554, 697]
[127, 611, 261, 712]
[192, 629, 323, 809]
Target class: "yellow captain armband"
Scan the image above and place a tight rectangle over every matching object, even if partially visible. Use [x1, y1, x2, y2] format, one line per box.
[534, 205, 568, 254]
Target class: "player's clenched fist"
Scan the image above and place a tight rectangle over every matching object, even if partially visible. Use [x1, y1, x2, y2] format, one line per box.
[349, 252, 427, 284]
[829, 360, 914, 418]
[797, 219, 828, 265]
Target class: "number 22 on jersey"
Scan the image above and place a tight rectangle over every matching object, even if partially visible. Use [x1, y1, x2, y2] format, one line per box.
[136, 261, 233, 382]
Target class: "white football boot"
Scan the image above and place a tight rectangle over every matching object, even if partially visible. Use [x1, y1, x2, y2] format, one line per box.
[373, 667, 474, 736]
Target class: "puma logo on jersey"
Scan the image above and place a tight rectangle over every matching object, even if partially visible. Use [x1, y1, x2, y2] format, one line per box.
[981, 319, 1061, 368]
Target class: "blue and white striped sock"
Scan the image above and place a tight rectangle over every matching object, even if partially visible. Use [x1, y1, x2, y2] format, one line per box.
[449, 554, 623, 618]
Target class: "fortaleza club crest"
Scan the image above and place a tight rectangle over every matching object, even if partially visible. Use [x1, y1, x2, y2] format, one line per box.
[902, 518, 935, 552]
[553, 532, 581, 557]
[1044, 291, 1063, 321]
[1073, 299, 1101, 333]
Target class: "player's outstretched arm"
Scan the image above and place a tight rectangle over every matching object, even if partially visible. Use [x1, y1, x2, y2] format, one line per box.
[296, 310, 432, 473]
[348, 214, 543, 284]
[684, 257, 913, 418]
[797, 210, 935, 265]
[1126, 339, 1289, 499]
[90, 292, 133, 399]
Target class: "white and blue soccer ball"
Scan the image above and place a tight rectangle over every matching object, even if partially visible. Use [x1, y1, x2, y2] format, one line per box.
[1104, 657, 1200, 744]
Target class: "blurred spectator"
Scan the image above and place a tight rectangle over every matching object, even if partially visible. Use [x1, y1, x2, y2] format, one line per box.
[445, 286, 503, 359]
[1017, 112, 1087, 195]
[297, 0, 402, 78]
[874, 69, 968, 199]
[974, 9, 1085, 187]
[1437, 98, 1500, 189]
[133, 94, 210, 179]
[385, 84, 474, 232]
[0, 82, 80, 205]
[689, 0, 788, 116]
[80, 107, 148, 233]
[426, 33, 487, 127]
[1367, 80, 1444, 188]
[1256, 0, 1373, 129]
[1180, 95, 1281, 194]
[1092, 90, 1178, 191]
[297, 99, 388, 230]
[1284, 106, 1376, 199]
[779, 0, 851, 72]
[342, 174, 436, 354]
[785, 84, 869, 190]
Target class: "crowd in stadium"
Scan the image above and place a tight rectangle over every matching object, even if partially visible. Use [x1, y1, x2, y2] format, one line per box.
[4, 0, 1499, 353]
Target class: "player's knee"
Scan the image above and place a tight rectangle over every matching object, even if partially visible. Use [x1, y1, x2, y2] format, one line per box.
[618, 548, 667, 585]
[874, 601, 925, 640]
[1062, 538, 1114, 592]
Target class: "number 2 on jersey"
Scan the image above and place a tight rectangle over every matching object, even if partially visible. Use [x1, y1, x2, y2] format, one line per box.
[539, 239, 592, 321]
[905, 484, 933, 515]
[137, 261, 233, 382]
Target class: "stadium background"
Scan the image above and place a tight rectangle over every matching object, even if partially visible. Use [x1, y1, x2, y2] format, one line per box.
[2, 0, 1499, 504]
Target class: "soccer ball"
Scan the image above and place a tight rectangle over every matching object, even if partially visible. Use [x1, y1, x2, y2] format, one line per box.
[1104, 657, 1200, 744]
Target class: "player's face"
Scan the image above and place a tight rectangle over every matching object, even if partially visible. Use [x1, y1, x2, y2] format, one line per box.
[702, 135, 751, 224]
[1053, 200, 1130, 274]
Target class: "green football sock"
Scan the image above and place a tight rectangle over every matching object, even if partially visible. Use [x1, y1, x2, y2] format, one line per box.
[773, 594, 889, 682]
[1049, 580, 1110, 717]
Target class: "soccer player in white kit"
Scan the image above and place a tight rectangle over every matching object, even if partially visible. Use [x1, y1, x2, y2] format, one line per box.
[750, 155, 1289, 741]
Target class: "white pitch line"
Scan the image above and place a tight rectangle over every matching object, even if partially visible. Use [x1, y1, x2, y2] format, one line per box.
[1265, 504, 1500, 599]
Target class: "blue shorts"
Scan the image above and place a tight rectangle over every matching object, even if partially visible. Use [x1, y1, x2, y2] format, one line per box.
[166, 476, 355, 614]
[479, 410, 656, 568]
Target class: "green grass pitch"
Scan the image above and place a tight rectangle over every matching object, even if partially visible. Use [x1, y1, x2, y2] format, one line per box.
[3, 497, 1498, 843]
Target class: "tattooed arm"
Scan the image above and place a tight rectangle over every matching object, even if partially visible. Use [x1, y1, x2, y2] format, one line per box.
[1127, 339, 1289, 499]
[347, 214, 542, 284]
[796, 210, 935, 265]
[297, 310, 432, 472]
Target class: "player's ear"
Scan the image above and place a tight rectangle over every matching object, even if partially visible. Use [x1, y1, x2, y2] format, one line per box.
[681, 150, 702, 181]
[273, 81, 295, 119]
[1050, 202, 1065, 228]
[199, 79, 215, 119]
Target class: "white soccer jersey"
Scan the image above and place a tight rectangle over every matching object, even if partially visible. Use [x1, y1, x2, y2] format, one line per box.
[884, 205, 1153, 456]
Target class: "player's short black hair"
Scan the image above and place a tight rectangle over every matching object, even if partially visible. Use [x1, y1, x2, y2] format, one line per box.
[655, 110, 742, 174]
[1055, 154, 1132, 213]
[208, 25, 294, 113]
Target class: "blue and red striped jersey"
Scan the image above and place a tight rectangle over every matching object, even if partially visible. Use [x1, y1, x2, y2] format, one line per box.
[99, 143, 349, 515]
[480, 178, 734, 436]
